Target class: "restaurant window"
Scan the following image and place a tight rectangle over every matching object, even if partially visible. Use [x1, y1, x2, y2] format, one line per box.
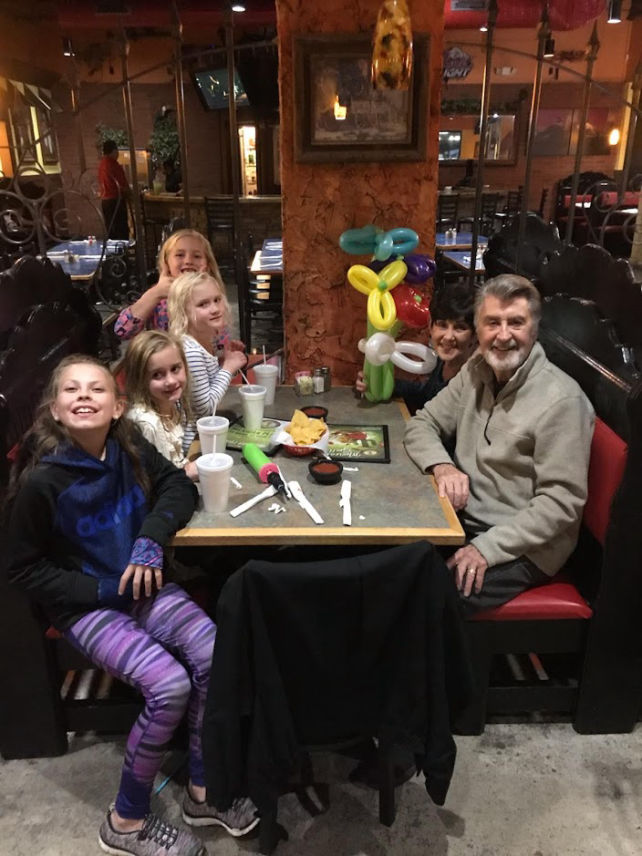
[439, 130, 462, 161]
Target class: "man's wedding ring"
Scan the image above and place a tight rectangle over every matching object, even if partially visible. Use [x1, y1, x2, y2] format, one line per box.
[466, 568, 475, 575]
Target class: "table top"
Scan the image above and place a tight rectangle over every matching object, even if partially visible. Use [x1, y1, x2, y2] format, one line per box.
[45, 240, 129, 281]
[173, 386, 464, 546]
[435, 232, 489, 251]
[441, 250, 485, 273]
[251, 238, 283, 276]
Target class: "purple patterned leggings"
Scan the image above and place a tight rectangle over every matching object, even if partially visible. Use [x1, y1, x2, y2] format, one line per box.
[64, 583, 216, 819]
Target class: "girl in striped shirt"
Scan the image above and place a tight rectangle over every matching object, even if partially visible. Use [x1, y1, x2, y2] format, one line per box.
[168, 271, 247, 453]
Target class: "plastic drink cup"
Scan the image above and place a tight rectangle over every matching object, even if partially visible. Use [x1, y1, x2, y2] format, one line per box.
[197, 415, 229, 454]
[238, 384, 266, 430]
[252, 364, 278, 406]
[196, 453, 234, 513]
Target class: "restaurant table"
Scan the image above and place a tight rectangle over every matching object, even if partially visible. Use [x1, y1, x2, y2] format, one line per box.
[250, 237, 283, 276]
[441, 250, 485, 275]
[174, 385, 464, 546]
[45, 239, 129, 281]
[435, 232, 489, 251]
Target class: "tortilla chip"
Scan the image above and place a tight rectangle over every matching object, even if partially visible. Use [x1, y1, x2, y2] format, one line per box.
[286, 409, 327, 445]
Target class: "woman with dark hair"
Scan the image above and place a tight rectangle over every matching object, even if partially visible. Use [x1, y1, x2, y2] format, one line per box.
[356, 282, 476, 413]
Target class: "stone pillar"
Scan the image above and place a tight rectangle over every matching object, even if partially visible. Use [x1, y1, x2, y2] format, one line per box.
[276, 0, 444, 382]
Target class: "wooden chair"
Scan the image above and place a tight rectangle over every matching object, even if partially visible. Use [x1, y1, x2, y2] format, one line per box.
[236, 239, 283, 353]
[494, 186, 523, 228]
[204, 196, 235, 277]
[457, 192, 501, 236]
[436, 193, 460, 230]
[203, 543, 473, 853]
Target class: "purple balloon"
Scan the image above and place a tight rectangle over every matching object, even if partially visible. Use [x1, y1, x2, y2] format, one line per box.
[404, 253, 436, 284]
[367, 259, 388, 274]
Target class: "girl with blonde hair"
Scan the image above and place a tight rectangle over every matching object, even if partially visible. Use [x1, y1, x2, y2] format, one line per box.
[122, 330, 199, 480]
[168, 271, 247, 451]
[114, 229, 237, 353]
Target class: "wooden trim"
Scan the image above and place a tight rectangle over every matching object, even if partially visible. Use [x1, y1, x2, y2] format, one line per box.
[173, 524, 464, 546]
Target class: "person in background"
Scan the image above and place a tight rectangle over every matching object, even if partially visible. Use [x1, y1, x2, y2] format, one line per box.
[98, 139, 130, 240]
[3, 355, 259, 856]
[168, 271, 247, 453]
[456, 158, 476, 189]
[163, 158, 182, 193]
[122, 330, 198, 481]
[404, 275, 594, 614]
[114, 229, 235, 352]
[356, 282, 476, 414]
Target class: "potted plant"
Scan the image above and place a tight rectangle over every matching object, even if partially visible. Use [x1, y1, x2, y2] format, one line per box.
[148, 107, 180, 193]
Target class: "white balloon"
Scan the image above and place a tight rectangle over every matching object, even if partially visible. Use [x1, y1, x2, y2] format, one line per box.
[390, 341, 437, 374]
[363, 332, 396, 366]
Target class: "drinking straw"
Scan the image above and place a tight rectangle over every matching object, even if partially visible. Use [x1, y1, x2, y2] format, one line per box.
[239, 369, 251, 385]
[262, 345, 267, 364]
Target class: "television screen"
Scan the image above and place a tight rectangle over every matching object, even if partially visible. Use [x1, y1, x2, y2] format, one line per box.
[193, 68, 249, 110]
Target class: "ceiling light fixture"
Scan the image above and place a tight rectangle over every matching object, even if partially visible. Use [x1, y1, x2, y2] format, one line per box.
[479, 23, 488, 32]
[62, 37, 74, 57]
[607, 0, 622, 23]
[231, 3, 246, 11]
[544, 36, 555, 58]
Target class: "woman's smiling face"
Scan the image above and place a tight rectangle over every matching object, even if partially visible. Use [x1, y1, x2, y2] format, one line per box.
[430, 318, 475, 364]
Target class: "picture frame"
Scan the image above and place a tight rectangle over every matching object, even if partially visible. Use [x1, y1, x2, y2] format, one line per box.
[294, 33, 429, 163]
[531, 108, 573, 157]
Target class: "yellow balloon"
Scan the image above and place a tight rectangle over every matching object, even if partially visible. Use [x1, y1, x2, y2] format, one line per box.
[347, 264, 377, 296]
[367, 288, 397, 330]
[378, 260, 407, 290]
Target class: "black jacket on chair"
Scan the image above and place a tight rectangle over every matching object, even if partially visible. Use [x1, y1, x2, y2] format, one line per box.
[202, 542, 473, 814]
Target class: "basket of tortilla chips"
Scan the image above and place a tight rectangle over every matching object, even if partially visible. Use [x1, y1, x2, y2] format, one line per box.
[274, 409, 330, 457]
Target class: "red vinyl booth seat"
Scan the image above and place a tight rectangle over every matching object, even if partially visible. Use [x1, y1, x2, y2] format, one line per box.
[471, 417, 627, 623]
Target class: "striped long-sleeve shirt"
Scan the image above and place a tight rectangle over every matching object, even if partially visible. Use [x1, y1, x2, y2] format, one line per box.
[181, 334, 233, 453]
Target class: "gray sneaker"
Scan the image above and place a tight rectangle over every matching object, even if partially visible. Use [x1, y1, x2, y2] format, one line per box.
[98, 810, 207, 856]
[182, 792, 259, 837]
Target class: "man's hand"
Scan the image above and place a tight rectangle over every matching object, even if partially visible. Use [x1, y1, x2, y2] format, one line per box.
[229, 339, 246, 352]
[432, 463, 469, 510]
[447, 544, 488, 597]
[118, 564, 163, 600]
[355, 370, 367, 396]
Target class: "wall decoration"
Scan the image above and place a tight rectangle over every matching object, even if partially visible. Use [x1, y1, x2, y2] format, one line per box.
[569, 107, 612, 156]
[532, 108, 573, 157]
[442, 46, 473, 81]
[294, 34, 429, 162]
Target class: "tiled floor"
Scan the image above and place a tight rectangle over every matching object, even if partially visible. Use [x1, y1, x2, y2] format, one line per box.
[2, 723, 641, 855]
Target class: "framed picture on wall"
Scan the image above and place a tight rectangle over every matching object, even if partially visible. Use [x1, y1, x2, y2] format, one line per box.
[569, 107, 611, 156]
[294, 34, 429, 162]
[531, 108, 573, 157]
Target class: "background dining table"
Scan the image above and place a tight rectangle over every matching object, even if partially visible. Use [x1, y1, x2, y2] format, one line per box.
[44, 239, 130, 281]
[174, 385, 464, 547]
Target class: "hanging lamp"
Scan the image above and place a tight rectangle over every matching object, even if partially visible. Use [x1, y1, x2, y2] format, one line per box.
[371, 0, 413, 90]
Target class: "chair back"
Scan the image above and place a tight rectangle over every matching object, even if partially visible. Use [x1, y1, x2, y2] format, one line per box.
[437, 193, 460, 228]
[503, 187, 523, 215]
[584, 417, 627, 548]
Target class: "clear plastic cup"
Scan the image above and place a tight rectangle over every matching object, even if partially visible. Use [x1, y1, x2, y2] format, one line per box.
[196, 452, 234, 513]
[197, 415, 230, 454]
[238, 384, 266, 430]
[251, 364, 278, 406]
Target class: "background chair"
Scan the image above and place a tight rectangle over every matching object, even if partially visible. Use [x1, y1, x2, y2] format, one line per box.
[494, 186, 523, 228]
[436, 193, 460, 231]
[202, 543, 474, 853]
[457, 192, 501, 236]
[204, 196, 235, 279]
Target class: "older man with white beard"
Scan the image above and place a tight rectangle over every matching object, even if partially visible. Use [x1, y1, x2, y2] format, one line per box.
[404, 275, 594, 613]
